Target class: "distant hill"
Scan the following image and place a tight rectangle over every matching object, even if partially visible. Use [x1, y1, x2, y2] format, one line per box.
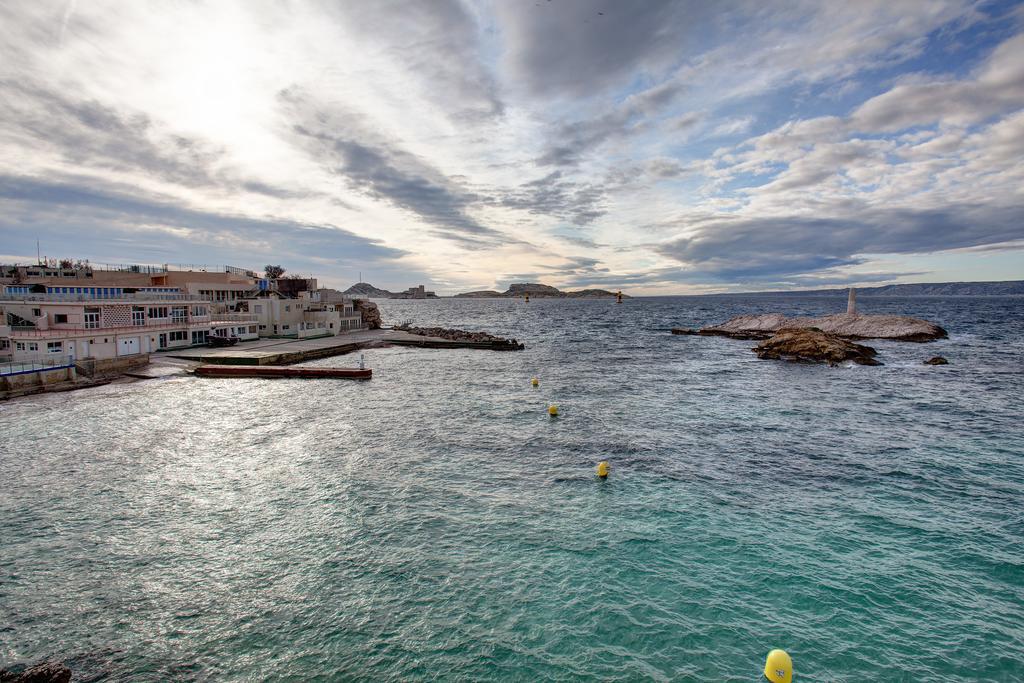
[454, 282, 627, 299]
[343, 282, 395, 298]
[739, 281, 1024, 297]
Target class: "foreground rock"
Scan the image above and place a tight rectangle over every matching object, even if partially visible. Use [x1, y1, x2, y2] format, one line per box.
[393, 325, 524, 350]
[0, 662, 72, 683]
[924, 356, 949, 365]
[754, 328, 882, 366]
[699, 313, 947, 342]
[353, 299, 382, 329]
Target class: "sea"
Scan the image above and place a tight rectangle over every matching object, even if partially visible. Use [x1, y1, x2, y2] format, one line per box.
[1, 295, 1022, 681]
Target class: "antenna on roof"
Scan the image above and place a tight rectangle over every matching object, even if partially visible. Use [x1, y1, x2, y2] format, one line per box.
[36, 238, 41, 265]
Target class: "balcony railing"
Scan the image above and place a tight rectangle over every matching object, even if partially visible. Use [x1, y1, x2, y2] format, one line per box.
[5, 321, 214, 338]
[0, 355, 76, 376]
[0, 293, 200, 302]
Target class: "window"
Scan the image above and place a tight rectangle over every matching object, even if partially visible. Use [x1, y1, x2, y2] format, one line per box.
[84, 308, 100, 329]
[32, 308, 41, 317]
[259, 324, 267, 330]
[169, 330, 187, 342]
[191, 330, 209, 344]
[282, 324, 290, 330]
[147, 307, 168, 319]
[132, 307, 145, 326]
[249, 326, 256, 333]
[53, 314, 68, 324]
[171, 306, 187, 323]
[47, 341, 63, 353]
[192, 306, 208, 317]
[254, 304, 263, 313]
[284, 305, 291, 312]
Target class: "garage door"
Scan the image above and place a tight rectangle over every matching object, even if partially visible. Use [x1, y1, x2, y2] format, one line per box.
[118, 337, 140, 356]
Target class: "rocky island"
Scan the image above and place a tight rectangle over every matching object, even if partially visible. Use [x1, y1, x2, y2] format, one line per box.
[676, 312, 948, 342]
[673, 288, 948, 365]
[455, 283, 627, 299]
[754, 328, 882, 366]
[673, 288, 947, 342]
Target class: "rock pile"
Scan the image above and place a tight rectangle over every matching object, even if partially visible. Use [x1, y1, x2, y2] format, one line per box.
[924, 356, 949, 365]
[754, 328, 882, 366]
[393, 325, 524, 350]
[353, 299, 382, 329]
[0, 662, 72, 683]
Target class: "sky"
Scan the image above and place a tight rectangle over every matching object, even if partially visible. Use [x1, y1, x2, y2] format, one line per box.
[1, 0, 1023, 294]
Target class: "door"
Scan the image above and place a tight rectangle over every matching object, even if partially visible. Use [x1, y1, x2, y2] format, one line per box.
[158, 333, 167, 349]
[118, 337, 140, 356]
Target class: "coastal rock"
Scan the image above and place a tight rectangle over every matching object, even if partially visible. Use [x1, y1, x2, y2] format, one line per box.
[0, 662, 72, 683]
[353, 299, 382, 329]
[924, 356, 949, 365]
[671, 328, 699, 335]
[393, 325, 524, 350]
[754, 328, 882, 366]
[701, 313, 947, 342]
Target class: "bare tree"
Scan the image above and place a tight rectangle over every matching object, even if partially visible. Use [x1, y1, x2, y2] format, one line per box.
[264, 264, 286, 279]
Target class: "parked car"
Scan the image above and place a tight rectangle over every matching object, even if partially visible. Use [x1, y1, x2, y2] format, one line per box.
[208, 334, 239, 347]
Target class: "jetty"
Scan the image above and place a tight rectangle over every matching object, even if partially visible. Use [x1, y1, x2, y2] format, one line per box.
[166, 328, 520, 366]
[194, 365, 371, 379]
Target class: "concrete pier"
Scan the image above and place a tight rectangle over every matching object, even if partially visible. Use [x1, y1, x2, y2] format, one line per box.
[166, 328, 489, 366]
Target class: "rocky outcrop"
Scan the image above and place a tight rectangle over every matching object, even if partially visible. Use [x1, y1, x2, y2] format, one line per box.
[700, 313, 947, 342]
[353, 299, 382, 329]
[754, 328, 882, 366]
[344, 282, 395, 298]
[924, 356, 949, 365]
[393, 325, 524, 350]
[671, 328, 699, 335]
[0, 662, 72, 683]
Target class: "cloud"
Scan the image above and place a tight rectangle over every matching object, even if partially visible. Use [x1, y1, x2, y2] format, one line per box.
[325, 0, 503, 121]
[282, 89, 514, 247]
[0, 173, 414, 283]
[656, 205, 1024, 281]
[851, 32, 1024, 132]
[495, 171, 607, 225]
[497, 1, 704, 98]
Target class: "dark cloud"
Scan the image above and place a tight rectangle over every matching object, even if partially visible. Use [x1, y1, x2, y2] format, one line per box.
[283, 90, 513, 247]
[495, 171, 606, 225]
[0, 81, 223, 188]
[656, 205, 1024, 281]
[0, 174, 414, 282]
[536, 81, 686, 167]
[327, 0, 503, 120]
[498, 1, 719, 97]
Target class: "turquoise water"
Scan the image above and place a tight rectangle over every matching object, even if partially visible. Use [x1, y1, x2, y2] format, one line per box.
[2, 296, 1023, 680]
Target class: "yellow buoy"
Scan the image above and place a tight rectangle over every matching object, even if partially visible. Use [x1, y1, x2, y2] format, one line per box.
[763, 649, 792, 683]
[531, 377, 539, 387]
[548, 404, 558, 417]
[596, 461, 609, 478]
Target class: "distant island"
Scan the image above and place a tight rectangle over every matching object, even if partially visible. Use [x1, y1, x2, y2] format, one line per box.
[343, 282, 438, 299]
[729, 280, 1024, 297]
[454, 283, 627, 299]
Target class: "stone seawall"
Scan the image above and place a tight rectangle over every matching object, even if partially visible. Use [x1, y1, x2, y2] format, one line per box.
[75, 354, 151, 378]
[1, 366, 77, 400]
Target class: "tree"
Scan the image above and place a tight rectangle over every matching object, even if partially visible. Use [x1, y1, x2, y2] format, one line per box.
[264, 264, 286, 280]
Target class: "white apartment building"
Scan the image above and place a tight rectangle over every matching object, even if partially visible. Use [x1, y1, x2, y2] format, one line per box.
[0, 290, 258, 363]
